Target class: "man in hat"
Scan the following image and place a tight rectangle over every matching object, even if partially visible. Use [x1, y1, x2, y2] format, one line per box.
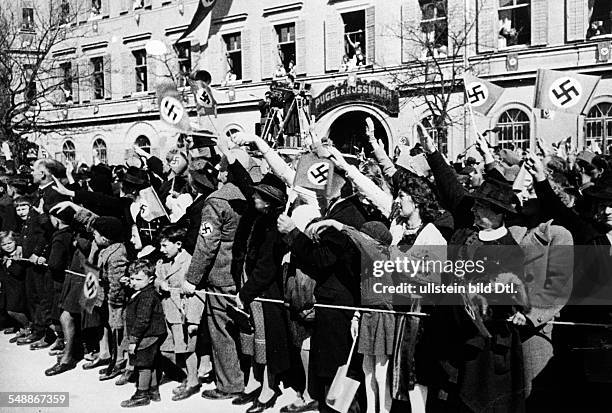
[183, 148, 250, 400]
[420, 132, 527, 412]
[177, 158, 219, 255]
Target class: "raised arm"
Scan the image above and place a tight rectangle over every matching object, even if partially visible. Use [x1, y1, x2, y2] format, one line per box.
[232, 132, 296, 186]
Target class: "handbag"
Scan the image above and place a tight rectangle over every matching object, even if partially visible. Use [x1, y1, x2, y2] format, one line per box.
[283, 260, 316, 320]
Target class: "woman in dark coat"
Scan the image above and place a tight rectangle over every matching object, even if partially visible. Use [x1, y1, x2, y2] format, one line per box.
[527, 154, 612, 411]
[237, 173, 291, 413]
[278, 173, 366, 413]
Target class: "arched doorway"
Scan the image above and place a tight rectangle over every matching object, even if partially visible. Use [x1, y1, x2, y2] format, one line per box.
[327, 110, 388, 155]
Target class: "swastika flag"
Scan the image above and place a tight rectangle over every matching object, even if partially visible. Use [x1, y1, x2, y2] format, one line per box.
[463, 74, 505, 116]
[533, 69, 601, 115]
[293, 152, 335, 191]
[156, 79, 192, 132]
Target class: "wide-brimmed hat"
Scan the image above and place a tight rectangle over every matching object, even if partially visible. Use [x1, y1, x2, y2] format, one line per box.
[583, 173, 612, 202]
[252, 173, 287, 205]
[188, 159, 218, 192]
[470, 178, 518, 213]
[122, 166, 149, 187]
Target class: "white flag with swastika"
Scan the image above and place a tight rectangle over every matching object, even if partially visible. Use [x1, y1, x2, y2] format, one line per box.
[463, 74, 505, 116]
[534, 69, 601, 115]
[156, 79, 192, 132]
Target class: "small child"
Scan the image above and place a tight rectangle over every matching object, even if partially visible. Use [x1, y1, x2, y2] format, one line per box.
[91, 216, 129, 381]
[121, 259, 167, 408]
[155, 225, 204, 401]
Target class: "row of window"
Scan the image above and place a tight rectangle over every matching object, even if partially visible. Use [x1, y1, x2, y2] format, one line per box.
[60, 135, 152, 163]
[429, 103, 612, 155]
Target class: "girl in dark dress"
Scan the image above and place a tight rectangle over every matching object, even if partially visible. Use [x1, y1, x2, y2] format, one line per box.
[0, 231, 29, 334]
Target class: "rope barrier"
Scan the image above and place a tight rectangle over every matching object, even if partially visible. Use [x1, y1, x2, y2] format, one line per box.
[10, 259, 612, 327]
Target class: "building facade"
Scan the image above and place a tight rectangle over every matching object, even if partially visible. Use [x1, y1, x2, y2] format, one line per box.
[25, 0, 612, 163]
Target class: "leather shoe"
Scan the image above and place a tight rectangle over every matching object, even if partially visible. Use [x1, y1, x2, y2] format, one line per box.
[149, 386, 161, 402]
[17, 334, 42, 345]
[30, 339, 53, 350]
[120, 390, 150, 408]
[3, 327, 17, 334]
[198, 372, 215, 384]
[99, 359, 126, 375]
[82, 357, 110, 370]
[45, 361, 77, 376]
[172, 380, 188, 395]
[201, 389, 241, 400]
[49, 339, 64, 351]
[99, 367, 123, 381]
[280, 400, 319, 413]
[232, 388, 261, 405]
[172, 383, 201, 401]
[246, 390, 282, 413]
[115, 370, 133, 386]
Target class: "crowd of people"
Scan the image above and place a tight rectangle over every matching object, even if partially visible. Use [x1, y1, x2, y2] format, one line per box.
[0, 116, 611, 412]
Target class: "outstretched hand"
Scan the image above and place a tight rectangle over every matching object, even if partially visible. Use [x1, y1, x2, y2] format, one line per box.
[326, 146, 350, 171]
[524, 152, 546, 182]
[50, 200, 81, 214]
[51, 176, 75, 198]
[231, 132, 259, 146]
[416, 123, 436, 154]
[304, 219, 343, 242]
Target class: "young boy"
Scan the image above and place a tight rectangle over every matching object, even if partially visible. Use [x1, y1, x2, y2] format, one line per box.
[43, 206, 77, 375]
[155, 225, 204, 401]
[121, 259, 167, 408]
[14, 196, 55, 348]
[91, 216, 129, 381]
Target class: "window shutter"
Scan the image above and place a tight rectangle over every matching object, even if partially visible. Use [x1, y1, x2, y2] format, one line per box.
[68, 0, 78, 22]
[566, 0, 588, 42]
[365, 6, 375, 65]
[121, 51, 134, 97]
[447, 0, 465, 52]
[147, 54, 157, 91]
[402, 0, 421, 63]
[77, 0, 89, 23]
[50, 65, 64, 105]
[324, 11, 343, 71]
[296, 19, 307, 75]
[477, 0, 496, 53]
[531, 0, 548, 46]
[71, 61, 80, 103]
[242, 28, 252, 81]
[79, 59, 92, 103]
[101, 0, 110, 17]
[260, 26, 275, 79]
[190, 40, 200, 72]
[120, 0, 129, 13]
[210, 35, 227, 85]
[103, 54, 112, 99]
